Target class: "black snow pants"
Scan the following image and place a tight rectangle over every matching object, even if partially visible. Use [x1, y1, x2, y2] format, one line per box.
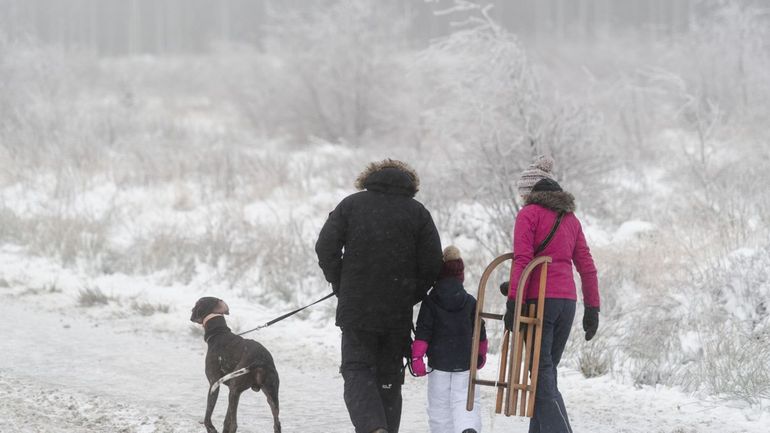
[340, 327, 410, 433]
[528, 298, 576, 433]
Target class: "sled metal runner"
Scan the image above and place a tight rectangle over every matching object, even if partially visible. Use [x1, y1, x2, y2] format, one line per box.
[467, 253, 552, 417]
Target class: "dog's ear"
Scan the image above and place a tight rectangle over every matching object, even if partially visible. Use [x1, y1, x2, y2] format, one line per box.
[218, 300, 230, 315]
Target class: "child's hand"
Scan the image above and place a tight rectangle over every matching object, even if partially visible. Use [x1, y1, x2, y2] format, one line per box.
[478, 339, 489, 369]
[412, 357, 427, 376]
[477, 355, 486, 369]
[411, 339, 429, 377]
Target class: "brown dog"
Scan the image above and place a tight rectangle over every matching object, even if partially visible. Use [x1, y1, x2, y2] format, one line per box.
[190, 297, 281, 433]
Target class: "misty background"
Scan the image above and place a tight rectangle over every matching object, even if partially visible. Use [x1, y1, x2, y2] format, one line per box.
[1, 0, 764, 54]
[0, 0, 769, 409]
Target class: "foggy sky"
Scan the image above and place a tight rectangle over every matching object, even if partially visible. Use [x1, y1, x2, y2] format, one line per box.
[0, 0, 744, 56]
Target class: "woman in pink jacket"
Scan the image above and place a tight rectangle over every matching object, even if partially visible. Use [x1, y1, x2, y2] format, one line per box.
[504, 155, 600, 433]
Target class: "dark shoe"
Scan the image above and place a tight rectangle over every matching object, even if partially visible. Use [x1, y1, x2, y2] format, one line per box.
[462, 430, 477, 433]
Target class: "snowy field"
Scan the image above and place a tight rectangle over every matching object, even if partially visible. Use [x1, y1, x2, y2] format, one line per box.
[1, 250, 767, 433]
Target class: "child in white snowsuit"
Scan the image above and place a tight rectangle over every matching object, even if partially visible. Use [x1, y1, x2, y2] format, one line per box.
[412, 246, 488, 433]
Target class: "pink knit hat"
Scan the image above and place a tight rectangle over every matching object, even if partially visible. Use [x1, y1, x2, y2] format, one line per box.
[517, 155, 556, 197]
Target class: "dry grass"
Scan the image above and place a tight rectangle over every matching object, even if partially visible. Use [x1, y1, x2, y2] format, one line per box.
[77, 287, 113, 307]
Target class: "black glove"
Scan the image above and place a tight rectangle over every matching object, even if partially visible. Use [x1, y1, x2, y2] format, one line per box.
[499, 281, 510, 297]
[331, 281, 340, 296]
[583, 306, 600, 341]
[505, 299, 533, 333]
[503, 300, 517, 331]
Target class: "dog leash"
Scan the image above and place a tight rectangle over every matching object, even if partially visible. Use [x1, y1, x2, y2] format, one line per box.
[237, 292, 335, 336]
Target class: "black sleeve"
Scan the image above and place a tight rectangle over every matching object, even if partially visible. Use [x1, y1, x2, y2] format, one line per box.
[315, 199, 348, 289]
[414, 207, 443, 303]
[470, 298, 487, 341]
[414, 298, 434, 342]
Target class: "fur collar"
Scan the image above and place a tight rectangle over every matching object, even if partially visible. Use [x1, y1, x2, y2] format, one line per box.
[525, 190, 576, 213]
[354, 159, 420, 196]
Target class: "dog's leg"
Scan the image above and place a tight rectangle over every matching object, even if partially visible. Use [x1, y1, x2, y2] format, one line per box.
[223, 387, 242, 433]
[262, 372, 281, 433]
[204, 386, 219, 433]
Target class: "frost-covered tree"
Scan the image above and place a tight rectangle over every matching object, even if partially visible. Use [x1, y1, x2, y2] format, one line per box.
[259, 0, 415, 144]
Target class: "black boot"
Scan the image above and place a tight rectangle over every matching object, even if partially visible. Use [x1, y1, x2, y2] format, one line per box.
[461, 430, 477, 433]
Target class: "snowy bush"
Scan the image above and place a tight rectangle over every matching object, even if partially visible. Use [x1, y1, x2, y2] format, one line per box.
[576, 337, 612, 379]
[130, 300, 171, 317]
[416, 9, 616, 253]
[260, 0, 416, 144]
[689, 323, 770, 404]
[77, 287, 112, 307]
[676, 248, 770, 403]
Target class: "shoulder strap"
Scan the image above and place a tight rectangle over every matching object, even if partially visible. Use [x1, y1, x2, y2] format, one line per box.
[534, 212, 565, 256]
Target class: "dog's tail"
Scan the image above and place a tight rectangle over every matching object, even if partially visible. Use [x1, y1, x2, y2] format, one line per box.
[208, 360, 264, 395]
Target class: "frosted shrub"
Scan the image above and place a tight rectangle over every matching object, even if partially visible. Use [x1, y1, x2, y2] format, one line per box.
[689, 324, 770, 404]
[576, 339, 611, 379]
[131, 300, 171, 317]
[622, 302, 684, 387]
[78, 287, 112, 307]
[245, 220, 323, 305]
[0, 206, 112, 268]
[677, 248, 770, 403]
[418, 13, 614, 252]
[262, 0, 414, 144]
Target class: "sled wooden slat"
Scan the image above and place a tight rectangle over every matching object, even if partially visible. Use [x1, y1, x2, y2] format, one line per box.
[519, 304, 534, 416]
[519, 316, 541, 325]
[467, 253, 552, 418]
[508, 314, 524, 415]
[467, 253, 512, 412]
[475, 379, 508, 387]
[526, 263, 548, 417]
[494, 329, 510, 413]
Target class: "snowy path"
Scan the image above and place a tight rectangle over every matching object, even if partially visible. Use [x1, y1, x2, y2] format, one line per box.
[0, 294, 767, 433]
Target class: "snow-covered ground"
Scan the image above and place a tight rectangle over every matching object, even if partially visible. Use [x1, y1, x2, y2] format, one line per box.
[1, 258, 767, 433]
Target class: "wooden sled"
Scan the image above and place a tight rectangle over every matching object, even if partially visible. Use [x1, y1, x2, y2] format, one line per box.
[467, 253, 552, 417]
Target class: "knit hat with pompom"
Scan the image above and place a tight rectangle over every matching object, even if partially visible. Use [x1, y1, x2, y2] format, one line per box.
[438, 245, 464, 282]
[517, 155, 556, 197]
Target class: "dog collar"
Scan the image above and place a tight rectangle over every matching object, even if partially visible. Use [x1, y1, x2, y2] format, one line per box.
[202, 313, 224, 328]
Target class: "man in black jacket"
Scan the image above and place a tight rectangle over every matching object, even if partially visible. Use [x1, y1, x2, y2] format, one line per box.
[316, 159, 443, 433]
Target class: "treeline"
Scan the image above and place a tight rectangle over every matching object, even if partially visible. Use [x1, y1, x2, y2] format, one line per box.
[0, 0, 754, 56]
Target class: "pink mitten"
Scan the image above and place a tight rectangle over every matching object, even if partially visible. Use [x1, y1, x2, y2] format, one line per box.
[411, 339, 429, 377]
[478, 339, 489, 369]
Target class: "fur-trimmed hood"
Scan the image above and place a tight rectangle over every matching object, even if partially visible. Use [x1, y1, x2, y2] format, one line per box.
[525, 190, 576, 213]
[354, 159, 420, 197]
